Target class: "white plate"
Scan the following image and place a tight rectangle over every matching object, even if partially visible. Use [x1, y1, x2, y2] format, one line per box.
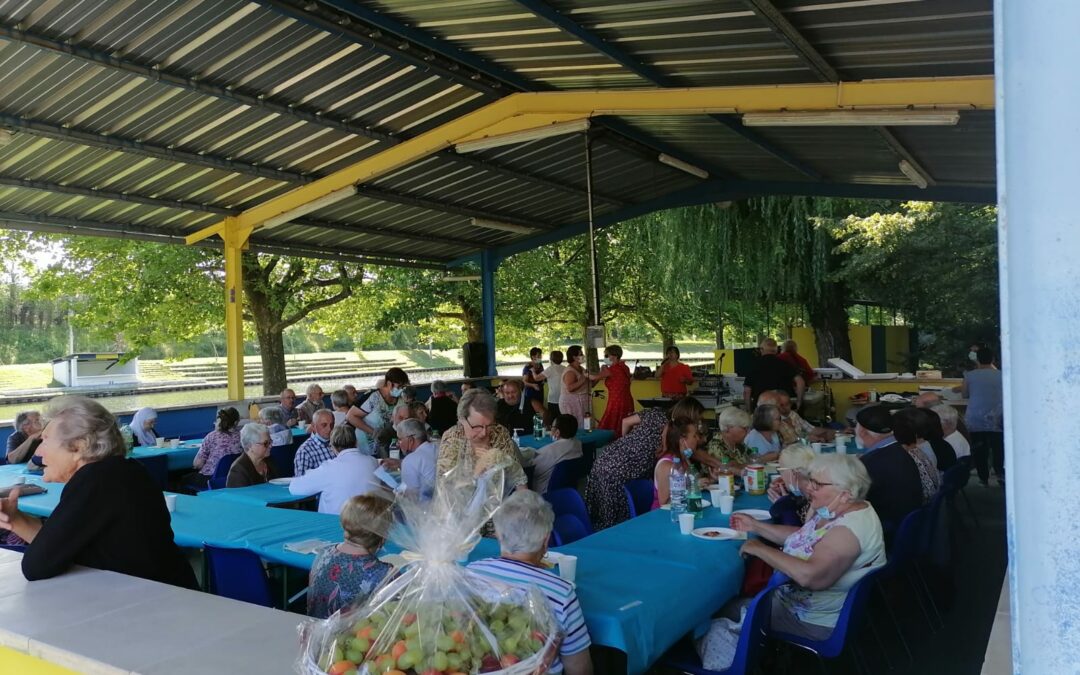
[268, 477, 293, 486]
[660, 497, 711, 510]
[691, 527, 744, 541]
[733, 508, 772, 521]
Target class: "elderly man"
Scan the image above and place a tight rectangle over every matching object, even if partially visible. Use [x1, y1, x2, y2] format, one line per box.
[468, 491, 593, 675]
[497, 379, 537, 435]
[297, 383, 325, 424]
[342, 384, 359, 407]
[743, 338, 805, 411]
[932, 403, 971, 462]
[293, 409, 336, 476]
[6, 410, 43, 464]
[279, 388, 299, 427]
[395, 418, 437, 502]
[531, 414, 584, 494]
[290, 425, 381, 514]
[855, 405, 923, 533]
[777, 339, 815, 385]
[758, 390, 832, 445]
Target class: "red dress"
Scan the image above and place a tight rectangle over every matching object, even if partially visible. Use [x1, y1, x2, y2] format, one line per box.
[599, 361, 635, 437]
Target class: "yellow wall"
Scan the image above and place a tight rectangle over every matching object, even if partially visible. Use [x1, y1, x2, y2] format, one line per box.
[0, 648, 78, 674]
[790, 325, 910, 374]
[849, 325, 872, 373]
[826, 378, 961, 420]
[713, 349, 735, 374]
[790, 327, 819, 367]
[884, 326, 910, 372]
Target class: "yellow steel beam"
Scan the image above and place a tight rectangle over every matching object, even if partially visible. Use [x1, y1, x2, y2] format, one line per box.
[185, 75, 993, 245]
[221, 218, 251, 401]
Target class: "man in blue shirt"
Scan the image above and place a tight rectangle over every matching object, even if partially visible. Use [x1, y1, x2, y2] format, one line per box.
[962, 347, 1004, 486]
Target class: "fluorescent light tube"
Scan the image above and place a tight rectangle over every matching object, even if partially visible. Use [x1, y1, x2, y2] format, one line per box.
[898, 160, 929, 189]
[741, 110, 960, 127]
[470, 218, 539, 235]
[261, 186, 358, 228]
[455, 119, 590, 153]
[658, 153, 709, 179]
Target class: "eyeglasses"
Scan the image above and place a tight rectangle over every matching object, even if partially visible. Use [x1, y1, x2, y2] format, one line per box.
[463, 418, 498, 433]
[252, 439, 271, 448]
[805, 474, 834, 490]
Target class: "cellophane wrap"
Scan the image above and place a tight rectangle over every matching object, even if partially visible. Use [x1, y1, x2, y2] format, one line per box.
[297, 465, 563, 675]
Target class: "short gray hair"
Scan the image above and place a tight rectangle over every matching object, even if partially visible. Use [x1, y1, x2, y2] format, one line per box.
[717, 407, 751, 432]
[306, 383, 323, 397]
[931, 403, 959, 432]
[330, 424, 356, 451]
[492, 490, 554, 554]
[457, 388, 497, 421]
[14, 410, 39, 432]
[779, 443, 816, 470]
[312, 408, 334, 424]
[331, 389, 348, 408]
[44, 396, 125, 462]
[808, 454, 872, 500]
[240, 423, 270, 449]
[259, 405, 285, 425]
[396, 418, 428, 442]
[431, 380, 448, 394]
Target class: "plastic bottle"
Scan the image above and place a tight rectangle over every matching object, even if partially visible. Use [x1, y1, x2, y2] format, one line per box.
[583, 412, 592, 432]
[669, 457, 688, 522]
[533, 414, 544, 440]
[683, 449, 703, 519]
[512, 429, 522, 449]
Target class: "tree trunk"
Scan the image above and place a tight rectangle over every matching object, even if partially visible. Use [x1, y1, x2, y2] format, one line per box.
[256, 324, 287, 395]
[808, 283, 853, 365]
[715, 315, 726, 349]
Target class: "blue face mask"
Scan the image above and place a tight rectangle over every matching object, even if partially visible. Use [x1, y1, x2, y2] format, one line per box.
[968, 350, 978, 362]
[390, 386, 403, 398]
[816, 506, 836, 520]
[788, 477, 802, 497]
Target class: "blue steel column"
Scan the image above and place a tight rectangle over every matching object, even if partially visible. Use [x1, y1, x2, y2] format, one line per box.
[997, 1, 1080, 671]
[480, 250, 499, 376]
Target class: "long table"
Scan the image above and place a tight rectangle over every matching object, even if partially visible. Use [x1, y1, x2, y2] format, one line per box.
[517, 428, 614, 451]
[129, 426, 310, 471]
[197, 482, 316, 507]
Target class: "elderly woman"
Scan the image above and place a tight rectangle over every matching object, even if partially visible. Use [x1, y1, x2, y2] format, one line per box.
[183, 407, 242, 491]
[909, 407, 957, 472]
[330, 389, 350, 426]
[585, 397, 705, 530]
[0, 396, 197, 588]
[932, 403, 970, 463]
[891, 408, 941, 502]
[258, 405, 292, 447]
[6, 410, 43, 465]
[707, 407, 754, 469]
[436, 389, 527, 498]
[559, 345, 593, 427]
[227, 423, 277, 488]
[743, 404, 782, 462]
[347, 367, 410, 456]
[597, 345, 634, 437]
[308, 494, 394, 619]
[767, 443, 816, 526]
[127, 407, 158, 447]
[468, 490, 593, 675]
[731, 454, 886, 640]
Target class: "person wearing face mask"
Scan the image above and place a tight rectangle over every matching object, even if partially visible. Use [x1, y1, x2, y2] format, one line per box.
[854, 405, 923, 535]
[767, 443, 816, 525]
[731, 454, 885, 640]
[347, 368, 410, 456]
[559, 345, 595, 428]
[596, 345, 635, 437]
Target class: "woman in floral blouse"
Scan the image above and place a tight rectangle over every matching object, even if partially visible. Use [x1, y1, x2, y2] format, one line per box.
[308, 494, 394, 619]
[435, 389, 528, 496]
[181, 407, 241, 491]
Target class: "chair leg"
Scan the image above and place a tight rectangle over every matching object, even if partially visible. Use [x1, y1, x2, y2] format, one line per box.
[877, 585, 913, 665]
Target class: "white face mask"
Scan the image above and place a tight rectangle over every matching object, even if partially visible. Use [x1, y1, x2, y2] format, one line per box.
[968, 350, 978, 362]
[390, 386, 403, 398]
[603, 357, 613, 366]
[854, 435, 866, 450]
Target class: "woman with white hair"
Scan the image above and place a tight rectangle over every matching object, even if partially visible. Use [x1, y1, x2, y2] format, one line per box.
[731, 454, 885, 639]
[707, 407, 754, 469]
[258, 405, 292, 447]
[0, 396, 197, 589]
[227, 423, 277, 488]
[468, 490, 594, 675]
[767, 443, 816, 525]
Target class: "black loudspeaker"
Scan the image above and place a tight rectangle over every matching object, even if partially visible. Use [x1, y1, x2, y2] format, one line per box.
[733, 348, 759, 377]
[463, 342, 489, 377]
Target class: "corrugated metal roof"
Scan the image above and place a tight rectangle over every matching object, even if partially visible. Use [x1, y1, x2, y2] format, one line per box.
[0, 0, 996, 266]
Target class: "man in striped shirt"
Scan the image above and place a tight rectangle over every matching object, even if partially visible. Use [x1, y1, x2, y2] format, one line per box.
[468, 490, 593, 675]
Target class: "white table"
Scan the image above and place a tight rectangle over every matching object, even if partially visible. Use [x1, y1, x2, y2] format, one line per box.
[0, 550, 304, 674]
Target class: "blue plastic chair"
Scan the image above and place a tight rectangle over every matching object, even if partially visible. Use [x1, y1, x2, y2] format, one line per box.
[543, 488, 593, 536]
[550, 513, 591, 547]
[207, 453, 240, 490]
[623, 479, 655, 518]
[546, 457, 586, 493]
[203, 544, 273, 607]
[134, 454, 169, 490]
[269, 444, 296, 478]
[942, 463, 979, 528]
[660, 575, 788, 674]
[771, 565, 888, 671]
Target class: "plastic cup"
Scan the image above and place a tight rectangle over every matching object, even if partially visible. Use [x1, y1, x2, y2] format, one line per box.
[557, 555, 577, 583]
[811, 442, 822, 453]
[155, 437, 166, 448]
[719, 495, 735, 514]
[389, 449, 401, 460]
[708, 487, 725, 507]
[298, 421, 307, 432]
[164, 494, 177, 513]
[13, 476, 25, 485]
[678, 512, 695, 534]
[169, 438, 180, 449]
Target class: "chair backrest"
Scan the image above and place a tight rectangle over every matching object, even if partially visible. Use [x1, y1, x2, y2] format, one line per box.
[546, 457, 586, 493]
[551, 513, 590, 546]
[729, 582, 784, 674]
[888, 506, 926, 569]
[134, 454, 169, 490]
[543, 488, 592, 536]
[623, 479, 655, 519]
[203, 544, 273, 607]
[815, 566, 886, 658]
[208, 453, 241, 489]
[269, 444, 296, 478]
[942, 463, 970, 492]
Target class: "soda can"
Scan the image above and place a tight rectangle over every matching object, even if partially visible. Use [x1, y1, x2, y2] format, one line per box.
[745, 464, 767, 495]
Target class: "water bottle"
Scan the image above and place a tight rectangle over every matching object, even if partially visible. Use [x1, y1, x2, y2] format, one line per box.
[512, 428, 521, 449]
[533, 414, 544, 440]
[583, 412, 592, 432]
[669, 457, 688, 522]
[683, 449, 703, 519]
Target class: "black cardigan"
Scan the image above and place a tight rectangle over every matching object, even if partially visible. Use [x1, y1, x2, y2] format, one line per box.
[22, 456, 197, 589]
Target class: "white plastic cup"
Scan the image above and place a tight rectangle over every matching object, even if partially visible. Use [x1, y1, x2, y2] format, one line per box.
[164, 494, 177, 513]
[298, 421, 308, 432]
[155, 437, 166, 448]
[557, 555, 577, 583]
[169, 438, 180, 449]
[708, 487, 725, 507]
[389, 449, 401, 460]
[811, 442, 822, 454]
[719, 495, 735, 514]
[678, 512, 695, 534]
[13, 476, 25, 485]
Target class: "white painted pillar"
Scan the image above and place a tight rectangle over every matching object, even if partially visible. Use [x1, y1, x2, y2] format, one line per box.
[996, 1, 1080, 671]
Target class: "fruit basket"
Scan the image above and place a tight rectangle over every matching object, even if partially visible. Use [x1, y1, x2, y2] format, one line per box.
[297, 466, 562, 675]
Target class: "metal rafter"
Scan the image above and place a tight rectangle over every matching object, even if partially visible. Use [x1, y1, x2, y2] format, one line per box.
[0, 212, 448, 269]
[511, 0, 821, 180]
[356, 186, 554, 231]
[0, 20, 625, 208]
[739, 0, 935, 184]
[0, 175, 488, 248]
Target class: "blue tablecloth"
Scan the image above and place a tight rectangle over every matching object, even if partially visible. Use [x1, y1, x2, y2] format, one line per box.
[198, 483, 316, 507]
[518, 428, 615, 450]
[130, 442, 201, 471]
